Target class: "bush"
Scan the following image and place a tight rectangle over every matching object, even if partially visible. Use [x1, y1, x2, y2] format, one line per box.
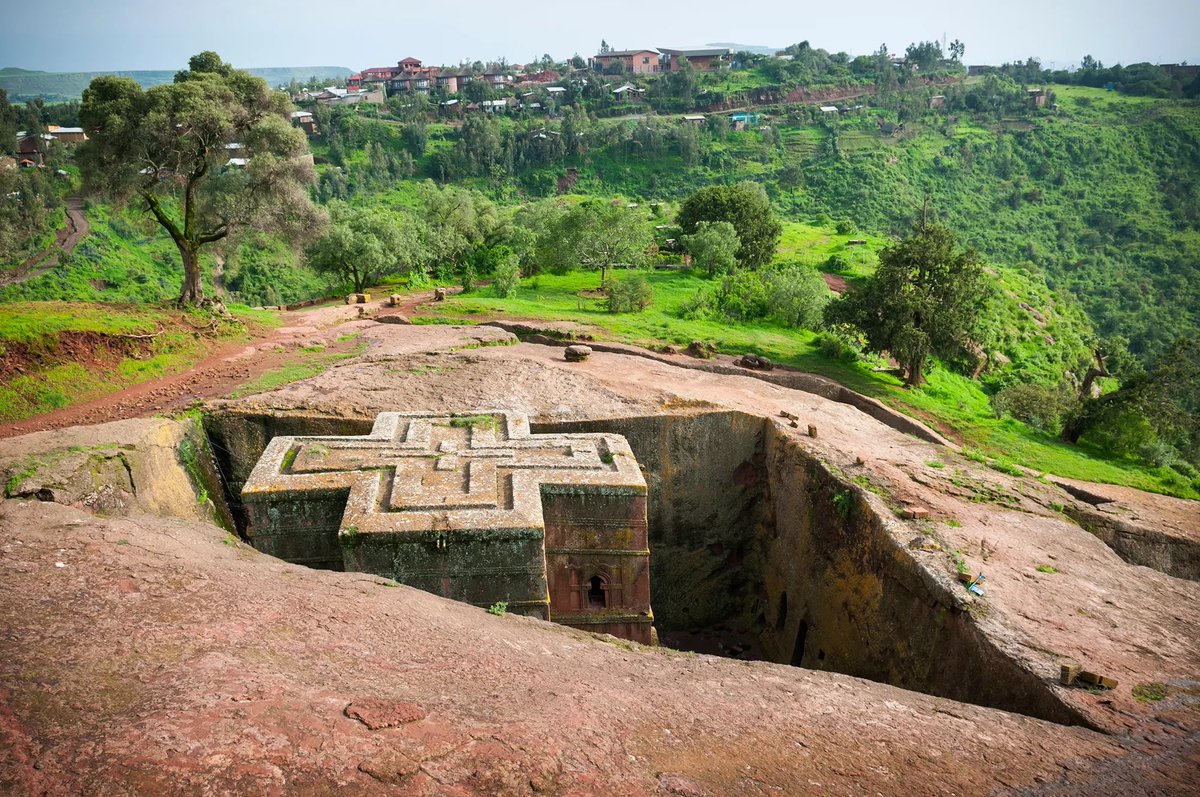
[711, 270, 769, 321]
[817, 329, 861, 362]
[992, 383, 1074, 433]
[604, 274, 653, 313]
[492, 255, 521, 299]
[763, 266, 829, 329]
[835, 219, 857, 235]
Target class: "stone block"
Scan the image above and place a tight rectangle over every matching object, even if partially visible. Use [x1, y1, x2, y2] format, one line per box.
[1078, 671, 1118, 689]
[901, 506, 930, 520]
[564, 345, 593, 362]
[1060, 662, 1081, 686]
[241, 411, 654, 642]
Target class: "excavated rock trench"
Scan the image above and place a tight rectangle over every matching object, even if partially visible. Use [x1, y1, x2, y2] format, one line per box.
[201, 407, 1086, 729]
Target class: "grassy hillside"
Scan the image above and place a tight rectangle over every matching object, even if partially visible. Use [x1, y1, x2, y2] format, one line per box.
[0, 201, 329, 307]
[354, 86, 1196, 363]
[0, 65, 352, 101]
[0, 302, 278, 421]
[417, 269, 1195, 499]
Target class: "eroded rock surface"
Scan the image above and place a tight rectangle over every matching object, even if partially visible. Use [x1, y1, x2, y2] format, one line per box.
[0, 417, 221, 524]
[2, 499, 1197, 796]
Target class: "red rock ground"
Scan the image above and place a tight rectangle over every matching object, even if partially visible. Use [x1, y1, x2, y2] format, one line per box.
[1, 498, 1197, 796]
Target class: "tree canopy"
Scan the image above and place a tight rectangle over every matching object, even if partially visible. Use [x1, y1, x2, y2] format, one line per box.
[306, 203, 422, 294]
[682, 220, 739, 277]
[538, 201, 651, 286]
[1064, 337, 1199, 469]
[825, 220, 985, 387]
[676, 182, 781, 269]
[77, 51, 322, 304]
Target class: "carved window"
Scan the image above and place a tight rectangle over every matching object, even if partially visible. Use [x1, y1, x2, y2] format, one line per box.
[587, 575, 608, 609]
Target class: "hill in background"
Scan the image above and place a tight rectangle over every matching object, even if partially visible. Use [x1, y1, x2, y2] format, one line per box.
[0, 65, 353, 101]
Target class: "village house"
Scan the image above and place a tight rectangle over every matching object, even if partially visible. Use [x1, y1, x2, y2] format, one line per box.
[657, 47, 731, 71]
[15, 132, 54, 167]
[387, 56, 450, 94]
[290, 110, 317, 135]
[612, 83, 645, 99]
[435, 72, 461, 93]
[517, 69, 560, 86]
[46, 125, 87, 144]
[592, 49, 661, 74]
[929, 95, 946, 108]
[481, 68, 512, 88]
[1027, 88, 1046, 108]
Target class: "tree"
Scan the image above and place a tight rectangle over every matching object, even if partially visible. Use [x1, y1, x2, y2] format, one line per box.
[873, 44, 898, 95]
[824, 218, 984, 387]
[307, 203, 423, 293]
[416, 181, 505, 278]
[682, 220, 740, 276]
[949, 39, 966, 63]
[905, 41, 944, 72]
[540, 201, 651, 286]
[1061, 337, 1199, 468]
[676, 182, 782, 269]
[77, 51, 323, 305]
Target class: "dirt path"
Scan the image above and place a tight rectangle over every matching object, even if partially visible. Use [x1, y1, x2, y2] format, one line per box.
[0, 293, 437, 440]
[0, 196, 89, 288]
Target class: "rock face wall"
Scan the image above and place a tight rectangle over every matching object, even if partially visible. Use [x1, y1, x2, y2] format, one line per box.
[540, 411, 1089, 726]
[537, 412, 769, 633]
[757, 422, 1086, 725]
[0, 417, 229, 528]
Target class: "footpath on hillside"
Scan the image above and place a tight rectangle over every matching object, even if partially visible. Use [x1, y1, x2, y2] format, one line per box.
[0, 196, 89, 288]
[0, 291, 434, 440]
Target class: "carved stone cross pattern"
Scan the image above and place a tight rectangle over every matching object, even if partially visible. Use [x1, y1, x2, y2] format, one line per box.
[240, 411, 653, 643]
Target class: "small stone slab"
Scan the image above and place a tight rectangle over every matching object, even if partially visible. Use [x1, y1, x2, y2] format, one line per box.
[1060, 662, 1081, 686]
[901, 506, 930, 520]
[1078, 671, 1118, 689]
[377, 314, 411, 325]
[564, 345, 593, 362]
[358, 749, 421, 784]
[735, 353, 774, 371]
[389, 294, 404, 307]
[346, 699, 428, 729]
[346, 293, 371, 304]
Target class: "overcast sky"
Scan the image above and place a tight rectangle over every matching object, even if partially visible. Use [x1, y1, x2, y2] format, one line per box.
[4, 0, 1197, 73]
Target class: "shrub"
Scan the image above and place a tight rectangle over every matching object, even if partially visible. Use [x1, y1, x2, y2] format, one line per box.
[492, 255, 521, 299]
[992, 383, 1074, 433]
[711, 270, 768, 321]
[605, 274, 653, 313]
[817, 330, 859, 362]
[835, 219, 857, 235]
[763, 266, 829, 329]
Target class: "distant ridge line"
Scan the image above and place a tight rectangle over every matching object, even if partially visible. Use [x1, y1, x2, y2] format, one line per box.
[0, 65, 354, 101]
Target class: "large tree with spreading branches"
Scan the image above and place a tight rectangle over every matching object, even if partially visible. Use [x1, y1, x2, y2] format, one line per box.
[78, 51, 323, 305]
[825, 216, 984, 387]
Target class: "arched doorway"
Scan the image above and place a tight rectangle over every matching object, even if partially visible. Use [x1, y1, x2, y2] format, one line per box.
[587, 575, 608, 609]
